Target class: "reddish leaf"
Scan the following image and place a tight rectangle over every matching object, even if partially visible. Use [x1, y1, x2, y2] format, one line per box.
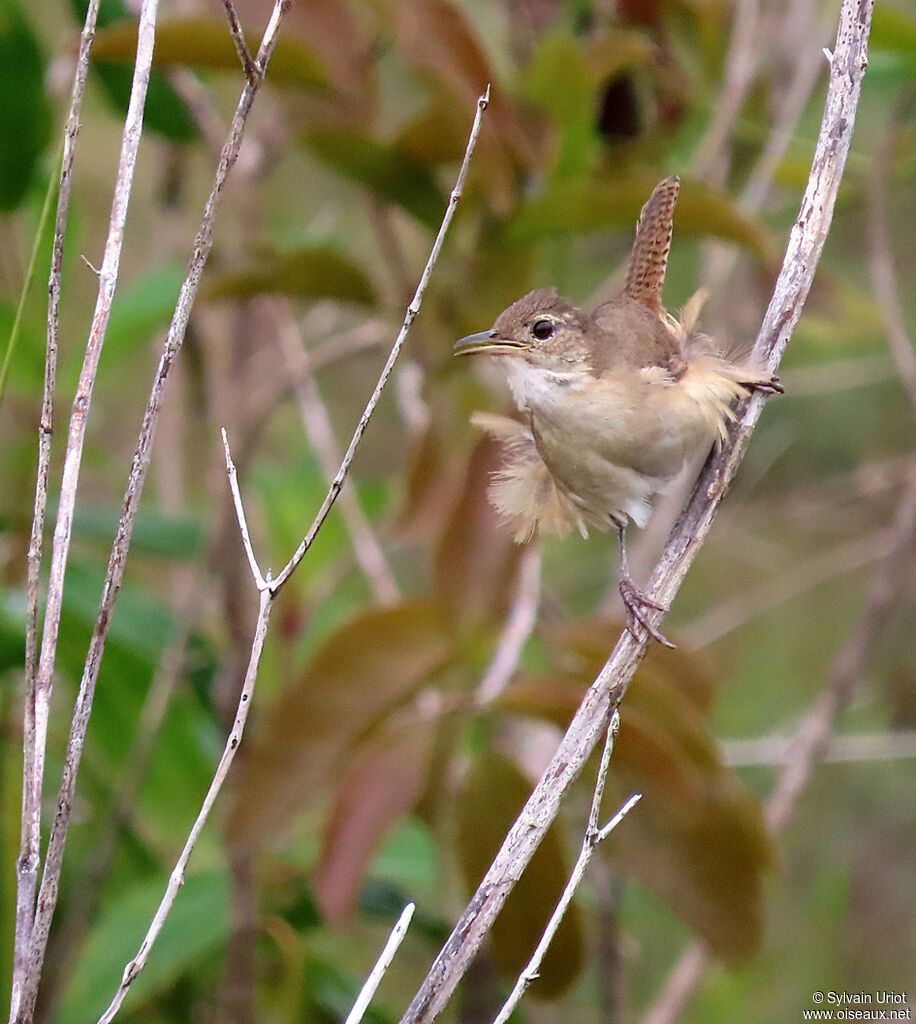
[314, 714, 437, 925]
[395, 424, 468, 540]
[225, 601, 450, 853]
[434, 435, 523, 630]
[456, 749, 585, 999]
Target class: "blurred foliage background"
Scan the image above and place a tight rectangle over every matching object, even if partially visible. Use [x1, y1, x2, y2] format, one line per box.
[1, 0, 914, 1021]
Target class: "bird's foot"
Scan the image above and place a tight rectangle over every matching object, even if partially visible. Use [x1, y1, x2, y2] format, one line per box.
[619, 576, 675, 648]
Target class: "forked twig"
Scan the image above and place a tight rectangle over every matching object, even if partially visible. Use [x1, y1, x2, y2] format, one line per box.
[96, 87, 490, 1020]
[11, 4, 296, 1022]
[493, 712, 641, 1024]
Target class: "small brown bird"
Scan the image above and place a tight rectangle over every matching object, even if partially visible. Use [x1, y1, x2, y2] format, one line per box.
[455, 176, 781, 646]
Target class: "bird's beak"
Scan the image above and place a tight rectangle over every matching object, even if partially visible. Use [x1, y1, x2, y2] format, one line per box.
[454, 329, 527, 356]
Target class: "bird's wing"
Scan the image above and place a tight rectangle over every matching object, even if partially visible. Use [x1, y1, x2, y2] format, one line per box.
[623, 176, 680, 312]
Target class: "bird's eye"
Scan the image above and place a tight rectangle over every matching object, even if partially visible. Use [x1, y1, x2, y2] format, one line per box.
[531, 318, 555, 340]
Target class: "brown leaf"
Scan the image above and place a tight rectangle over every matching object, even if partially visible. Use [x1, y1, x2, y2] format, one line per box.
[313, 714, 437, 925]
[390, 1, 537, 201]
[225, 601, 451, 853]
[395, 424, 468, 540]
[433, 434, 523, 630]
[499, 619, 773, 962]
[232, 0, 375, 116]
[456, 749, 585, 999]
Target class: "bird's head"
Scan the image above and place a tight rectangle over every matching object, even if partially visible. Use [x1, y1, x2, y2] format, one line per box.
[454, 289, 595, 373]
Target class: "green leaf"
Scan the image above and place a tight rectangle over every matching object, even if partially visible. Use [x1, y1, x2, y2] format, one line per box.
[91, 16, 327, 87]
[456, 748, 585, 999]
[226, 600, 452, 853]
[518, 31, 598, 179]
[204, 245, 374, 305]
[303, 130, 446, 228]
[106, 262, 184, 358]
[60, 501, 205, 561]
[54, 869, 228, 1023]
[506, 176, 775, 262]
[871, 6, 916, 56]
[0, 1, 52, 210]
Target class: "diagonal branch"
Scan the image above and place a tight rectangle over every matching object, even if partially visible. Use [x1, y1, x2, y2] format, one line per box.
[270, 86, 491, 593]
[399, 3, 873, 1021]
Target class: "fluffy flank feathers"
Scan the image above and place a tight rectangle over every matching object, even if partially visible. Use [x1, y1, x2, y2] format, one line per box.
[470, 412, 589, 541]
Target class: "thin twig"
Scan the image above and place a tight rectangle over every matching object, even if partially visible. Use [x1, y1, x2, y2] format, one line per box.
[13, 5, 296, 1021]
[13, 2, 100, 1014]
[493, 713, 640, 1024]
[270, 85, 491, 593]
[221, 0, 258, 80]
[34, 570, 201, 1021]
[399, 5, 872, 1021]
[722, 729, 916, 767]
[222, 428, 266, 590]
[345, 904, 416, 1024]
[273, 301, 401, 604]
[475, 544, 541, 705]
[96, 87, 489, 1021]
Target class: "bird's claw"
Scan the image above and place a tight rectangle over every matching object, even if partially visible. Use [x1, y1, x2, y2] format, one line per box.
[753, 375, 784, 395]
[619, 576, 675, 648]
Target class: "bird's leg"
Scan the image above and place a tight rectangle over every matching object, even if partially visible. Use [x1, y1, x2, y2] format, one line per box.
[615, 522, 675, 648]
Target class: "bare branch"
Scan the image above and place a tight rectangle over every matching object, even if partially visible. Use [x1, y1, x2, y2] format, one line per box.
[271, 85, 491, 593]
[94, 87, 489, 1021]
[97, 584, 274, 1024]
[399, 5, 873, 1021]
[11, 4, 297, 1020]
[345, 904, 416, 1024]
[221, 0, 259, 81]
[12, 3, 100, 1013]
[13, 1, 157, 1016]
